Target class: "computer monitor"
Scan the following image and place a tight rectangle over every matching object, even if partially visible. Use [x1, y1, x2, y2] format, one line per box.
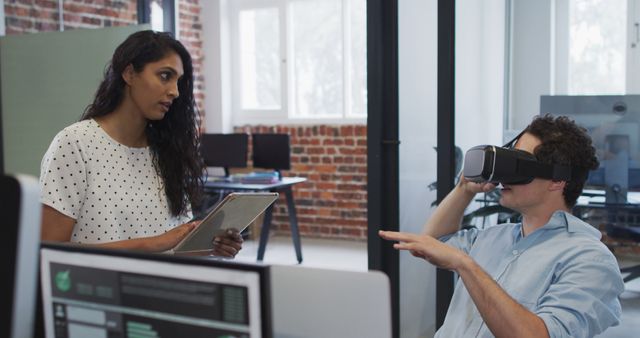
[540, 95, 640, 203]
[201, 134, 249, 176]
[270, 265, 392, 338]
[40, 243, 272, 338]
[1, 175, 41, 338]
[252, 134, 291, 176]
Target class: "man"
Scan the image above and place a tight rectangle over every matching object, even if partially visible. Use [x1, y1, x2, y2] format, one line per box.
[380, 115, 624, 337]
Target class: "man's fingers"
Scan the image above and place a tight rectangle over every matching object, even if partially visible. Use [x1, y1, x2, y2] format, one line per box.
[482, 183, 497, 192]
[379, 230, 419, 242]
[393, 242, 417, 251]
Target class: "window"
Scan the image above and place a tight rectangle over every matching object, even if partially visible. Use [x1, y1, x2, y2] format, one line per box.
[229, 0, 367, 124]
[137, 0, 176, 35]
[554, 0, 639, 95]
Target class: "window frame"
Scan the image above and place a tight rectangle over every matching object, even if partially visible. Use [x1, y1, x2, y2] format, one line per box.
[229, 0, 367, 125]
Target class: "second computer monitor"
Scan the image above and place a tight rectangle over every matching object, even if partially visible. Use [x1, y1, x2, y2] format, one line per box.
[252, 134, 291, 172]
[201, 133, 249, 176]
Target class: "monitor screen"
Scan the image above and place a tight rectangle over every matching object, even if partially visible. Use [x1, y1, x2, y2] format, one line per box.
[252, 134, 291, 171]
[2, 175, 41, 338]
[540, 95, 640, 202]
[201, 134, 249, 169]
[40, 243, 271, 338]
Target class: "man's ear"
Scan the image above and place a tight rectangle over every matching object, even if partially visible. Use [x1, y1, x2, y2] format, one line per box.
[549, 180, 566, 192]
[122, 64, 135, 85]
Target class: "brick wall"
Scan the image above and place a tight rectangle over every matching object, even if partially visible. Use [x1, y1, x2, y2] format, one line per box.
[236, 124, 368, 240]
[4, 0, 137, 34]
[4, 0, 204, 116]
[176, 0, 204, 118]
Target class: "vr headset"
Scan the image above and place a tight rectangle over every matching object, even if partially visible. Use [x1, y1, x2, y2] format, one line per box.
[463, 130, 581, 185]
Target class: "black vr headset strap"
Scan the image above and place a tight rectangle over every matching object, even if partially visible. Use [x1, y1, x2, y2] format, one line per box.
[505, 127, 576, 182]
[517, 158, 572, 181]
[503, 128, 528, 148]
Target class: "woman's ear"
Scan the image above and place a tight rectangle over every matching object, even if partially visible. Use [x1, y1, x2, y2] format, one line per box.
[122, 64, 135, 85]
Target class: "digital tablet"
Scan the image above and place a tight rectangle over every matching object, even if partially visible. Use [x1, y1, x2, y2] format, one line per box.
[172, 192, 278, 254]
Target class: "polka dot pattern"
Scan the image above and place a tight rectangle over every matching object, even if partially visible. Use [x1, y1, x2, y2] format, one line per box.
[40, 119, 190, 244]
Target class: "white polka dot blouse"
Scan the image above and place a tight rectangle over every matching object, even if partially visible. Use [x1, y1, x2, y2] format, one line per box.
[40, 119, 190, 244]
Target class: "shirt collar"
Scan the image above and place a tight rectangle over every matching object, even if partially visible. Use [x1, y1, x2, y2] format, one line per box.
[514, 210, 602, 239]
[541, 210, 602, 238]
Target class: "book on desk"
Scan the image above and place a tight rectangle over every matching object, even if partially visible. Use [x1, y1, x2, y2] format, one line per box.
[229, 171, 281, 184]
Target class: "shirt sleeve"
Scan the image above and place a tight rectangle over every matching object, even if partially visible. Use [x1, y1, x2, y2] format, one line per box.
[440, 227, 480, 255]
[535, 251, 624, 338]
[40, 130, 88, 220]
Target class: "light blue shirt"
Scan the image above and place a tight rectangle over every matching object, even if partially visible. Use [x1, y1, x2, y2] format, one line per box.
[436, 210, 624, 338]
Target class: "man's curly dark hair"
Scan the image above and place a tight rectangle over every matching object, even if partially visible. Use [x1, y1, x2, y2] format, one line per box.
[524, 114, 599, 207]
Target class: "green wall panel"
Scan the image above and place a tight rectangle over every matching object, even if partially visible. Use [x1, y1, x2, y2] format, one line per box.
[1, 25, 149, 177]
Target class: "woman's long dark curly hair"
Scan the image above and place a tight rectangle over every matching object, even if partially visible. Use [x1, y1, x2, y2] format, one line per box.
[81, 30, 204, 217]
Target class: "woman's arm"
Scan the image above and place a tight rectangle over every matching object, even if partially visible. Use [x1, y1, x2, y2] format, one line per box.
[40, 204, 196, 252]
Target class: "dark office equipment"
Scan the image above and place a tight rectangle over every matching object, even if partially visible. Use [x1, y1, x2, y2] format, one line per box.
[252, 134, 291, 178]
[201, 133, 249, 176]
[40, 242, 272, 338]
[1, 175, 41, 338]
[541, 95, 640, 203]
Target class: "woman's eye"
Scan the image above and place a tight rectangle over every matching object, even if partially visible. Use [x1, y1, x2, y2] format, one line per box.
[160, 72, 170, 81]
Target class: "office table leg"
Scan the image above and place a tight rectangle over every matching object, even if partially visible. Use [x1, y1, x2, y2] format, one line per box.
[285, 187, 303, 263]
[257, 204, 274, 261]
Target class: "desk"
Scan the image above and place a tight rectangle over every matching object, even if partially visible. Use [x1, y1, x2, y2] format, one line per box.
[204, 177, 307, 263]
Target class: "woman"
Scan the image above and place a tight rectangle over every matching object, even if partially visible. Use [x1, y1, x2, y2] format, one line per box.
[40, 30, 242, 257]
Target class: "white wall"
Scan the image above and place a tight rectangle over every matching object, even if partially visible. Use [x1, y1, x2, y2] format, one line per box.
[509, 0, 553, 130]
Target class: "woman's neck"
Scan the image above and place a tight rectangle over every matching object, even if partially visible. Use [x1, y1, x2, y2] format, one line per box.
[95, 104, 148, 148]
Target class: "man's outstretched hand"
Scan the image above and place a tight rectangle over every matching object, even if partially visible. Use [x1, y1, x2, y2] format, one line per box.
[378, 230, 468, 271]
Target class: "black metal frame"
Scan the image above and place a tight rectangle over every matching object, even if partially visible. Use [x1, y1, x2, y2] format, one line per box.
[366, 0, 399, 337]
[137, 0, 176, 35]
[436, 0, 457, 329]
[367, 0, 457, 335]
